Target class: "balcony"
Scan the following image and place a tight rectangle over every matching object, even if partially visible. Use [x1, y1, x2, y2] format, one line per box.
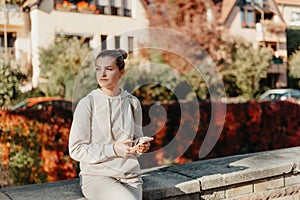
[0, 4, 23, 27]
[261, 20, 286, 33]
[54, 1, 132, 17]
[268, 59, 286, 74]
[255, 21, 287, 43]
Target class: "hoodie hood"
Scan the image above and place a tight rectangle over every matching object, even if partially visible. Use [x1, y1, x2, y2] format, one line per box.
[96, 88, 130, 100]
[92, 88, 133, 142]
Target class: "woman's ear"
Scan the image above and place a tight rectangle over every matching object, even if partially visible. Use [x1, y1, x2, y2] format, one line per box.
[120, 69, 125, 78]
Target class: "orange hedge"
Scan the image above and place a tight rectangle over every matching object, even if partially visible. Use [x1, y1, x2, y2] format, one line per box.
[0, 105, 76, 186]
[139, 100, 300, 168]
[0, 100, 299, 186]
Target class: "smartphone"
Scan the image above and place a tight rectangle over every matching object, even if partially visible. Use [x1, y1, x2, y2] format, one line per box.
[134, 136, 154, 146]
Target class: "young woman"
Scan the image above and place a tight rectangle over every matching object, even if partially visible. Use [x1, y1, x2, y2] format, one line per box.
[69, 49, 150, 200]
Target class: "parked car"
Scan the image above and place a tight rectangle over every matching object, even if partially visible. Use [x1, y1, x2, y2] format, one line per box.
[259, 89, 300, 101]
[11, 97, 72, 112]
[9, 97, 73, 122]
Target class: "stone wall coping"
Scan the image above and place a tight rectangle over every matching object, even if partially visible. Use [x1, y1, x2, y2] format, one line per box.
[1, 146, 299, 200]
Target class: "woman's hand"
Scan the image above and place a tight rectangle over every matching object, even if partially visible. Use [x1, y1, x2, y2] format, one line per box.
[113, 139, 135, 157]
[134, 142, 150, 155]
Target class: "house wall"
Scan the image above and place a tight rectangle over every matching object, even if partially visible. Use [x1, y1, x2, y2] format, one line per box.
[28, 0, 149, 87]
[14, 12, 31, 74]
[0, 5, 32, 74]
[224, 1, 288, 88]
[228, 6, 287, 56]
[277, 4, 300, 26]
[228, 7, 257, 45]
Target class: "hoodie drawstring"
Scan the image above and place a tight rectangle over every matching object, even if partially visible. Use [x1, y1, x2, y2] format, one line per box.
[119, 95, 123, 130]
[107, 99, 112, 142]
[107, 95, 123, 142]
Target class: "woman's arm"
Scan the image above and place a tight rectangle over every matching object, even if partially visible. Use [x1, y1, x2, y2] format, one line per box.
[131, 96, 144, 139]
[68, 97, 116, 164]
[131, 96, 151, 155]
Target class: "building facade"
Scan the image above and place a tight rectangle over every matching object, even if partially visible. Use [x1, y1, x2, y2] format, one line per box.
[220, 0, 288, 88]
[0, 0, 149, 89]
[276, 0, 300, 27]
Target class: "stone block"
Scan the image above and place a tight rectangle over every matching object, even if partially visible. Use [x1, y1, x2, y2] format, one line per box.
[142, 169, 200, 200]
[0, 192, 10, 200]
[226, 184, 253, 198]
[163, 193, 200, 200]
[254, 176, 284, 192]
[200, 188, 225, 200]
[285, 174, 300, 187]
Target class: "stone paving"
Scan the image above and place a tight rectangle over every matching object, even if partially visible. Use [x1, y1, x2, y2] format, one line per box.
[0, 146, 299, 199]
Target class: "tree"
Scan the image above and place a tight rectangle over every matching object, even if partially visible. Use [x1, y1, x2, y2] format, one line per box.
[286, 27, 300, 57]
[142, 0, 273, 100]
[0, 59, 26, 107]
[144, 0, 222, 61]
[288, 48, 300, 88]
[218, 38, 273, 98]
[39, 36, 93, 100]
[139, 0, 224, 100]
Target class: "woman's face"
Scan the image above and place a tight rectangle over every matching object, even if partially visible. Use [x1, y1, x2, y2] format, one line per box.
[95, 56, 124, 90]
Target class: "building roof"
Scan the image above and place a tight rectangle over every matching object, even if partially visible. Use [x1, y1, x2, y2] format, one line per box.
[220, 0, 285, 24]
[219, 0, 238, 24]
[275, 0, 300, 6]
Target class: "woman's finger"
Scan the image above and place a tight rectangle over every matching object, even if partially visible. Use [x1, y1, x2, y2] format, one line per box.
[123, 139, 134, 145]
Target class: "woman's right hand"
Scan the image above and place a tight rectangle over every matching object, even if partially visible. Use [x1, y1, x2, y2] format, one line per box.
[113, 139, 135, 157]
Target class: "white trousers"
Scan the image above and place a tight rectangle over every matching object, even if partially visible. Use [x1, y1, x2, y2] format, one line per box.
[81, 175, 143, 200]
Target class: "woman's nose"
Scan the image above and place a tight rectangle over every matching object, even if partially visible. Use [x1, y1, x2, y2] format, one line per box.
[101, 69, 107, 76]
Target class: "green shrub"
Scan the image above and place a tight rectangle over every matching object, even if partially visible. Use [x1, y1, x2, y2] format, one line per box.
[39, 36, 93, 99]
[0, 59, 26, 107]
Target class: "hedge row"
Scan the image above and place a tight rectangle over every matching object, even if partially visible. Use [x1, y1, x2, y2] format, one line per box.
[139, 100, 300, 168]
[0, 100, 299, 186]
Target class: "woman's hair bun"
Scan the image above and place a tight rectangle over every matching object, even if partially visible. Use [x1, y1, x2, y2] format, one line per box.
[117, 49, 128, 60]
[96, 49, 128, 70]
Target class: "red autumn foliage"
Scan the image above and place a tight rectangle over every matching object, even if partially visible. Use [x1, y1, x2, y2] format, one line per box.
[139, 100, 300, 168]
[0, 99, 299, 185]
[0, 104, 76, 186]
[142, 0, 223, 62]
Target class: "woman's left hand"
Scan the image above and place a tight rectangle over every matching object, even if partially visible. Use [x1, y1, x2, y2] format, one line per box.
[134, 142, 150, 154]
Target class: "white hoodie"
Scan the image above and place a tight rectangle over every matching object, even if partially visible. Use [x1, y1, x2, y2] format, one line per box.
[69, 88, 143, 178]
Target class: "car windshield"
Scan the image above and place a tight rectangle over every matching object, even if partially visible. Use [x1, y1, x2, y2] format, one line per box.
[11, 101, 29, 111]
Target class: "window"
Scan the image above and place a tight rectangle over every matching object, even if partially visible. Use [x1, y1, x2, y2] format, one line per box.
[128, 36, 133, 53]
[0, 32, 16, 48]
[0, 32, 16, 56]
[123, 0, 131, 17]
[241, 8, 255, 28]
[245, 0, 251, 4]
[96, 0, 109, 14]
[115, 36, 120, 49]
[93, 0, 131, 16]
[101, 35, 107, 50]
[291, 11, 300, 25]
[243, 0, 261, 5]
[111, 0, 120, 15]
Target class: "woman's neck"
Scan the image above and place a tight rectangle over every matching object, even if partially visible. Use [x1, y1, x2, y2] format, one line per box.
[100, 87, 120, 97]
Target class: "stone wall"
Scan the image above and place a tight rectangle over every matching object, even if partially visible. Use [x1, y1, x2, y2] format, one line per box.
[1, 146, 299, 200]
